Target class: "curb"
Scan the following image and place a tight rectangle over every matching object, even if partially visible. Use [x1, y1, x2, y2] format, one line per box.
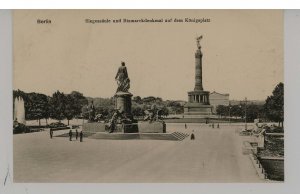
[249, 153, 268, 180]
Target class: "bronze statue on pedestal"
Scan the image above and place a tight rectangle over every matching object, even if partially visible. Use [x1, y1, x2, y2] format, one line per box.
[115, 61, 130, 93]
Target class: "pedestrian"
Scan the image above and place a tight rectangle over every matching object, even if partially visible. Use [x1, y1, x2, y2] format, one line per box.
[80, 131, 83, 142]
[212, 123, 214, 128]
[69, 130, 72, 141]
[185, 123, 187, 129]
[50, 129, 53, 139]
[191, 132, 195, 140]
[217, 123, 220, 128]
[76, 129, 78, 140]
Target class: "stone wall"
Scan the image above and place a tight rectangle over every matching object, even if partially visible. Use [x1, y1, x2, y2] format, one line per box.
[83, 121, 165, 133]
[138, 121, 166, 133]
[82, 122, 106, 132]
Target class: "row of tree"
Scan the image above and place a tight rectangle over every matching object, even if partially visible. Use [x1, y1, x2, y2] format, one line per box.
[132, 96, 184, 115]
[13, 90, 88, 125]
[80, 96, 182, 120]
[13, 90, 184, 124]
[216, 104, 264, 122]
[14, 82, 283, 125]
[215, 82, 284, 125]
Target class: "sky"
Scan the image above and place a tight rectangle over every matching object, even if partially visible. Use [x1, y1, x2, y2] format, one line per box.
[13, 10, 283, 101]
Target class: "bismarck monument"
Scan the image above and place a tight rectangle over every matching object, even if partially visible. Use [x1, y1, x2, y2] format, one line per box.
[114, 62, 133, 120]
[83, 61, 166, 134]
[184, 36, 213, 117]
[105, 61, 137, 133]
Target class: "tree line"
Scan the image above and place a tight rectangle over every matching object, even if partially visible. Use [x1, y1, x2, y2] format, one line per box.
[131, 96, 184, 118]
[215, 82, 284, 126]
[14, 82, 283, 125]
[81, 96, 184, 120]
[13, 90, 184, 125]
[13, 90, 88, 125]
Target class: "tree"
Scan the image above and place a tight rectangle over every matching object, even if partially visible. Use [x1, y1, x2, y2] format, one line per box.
[167, 101, 184, 114]
[230, 105, 243, 119]
[264, 82, 284, 127]
[69, 91, 88, 114]
[49, 91, 67, 122]
[160, 106, 169, 118]
[81, 105, 90, 120]
[142, 96, 157, 104]
[216, 103, 263, 122]
[216, 105, 228, 118]
[64, 94, 76, 125]
[62, 91, 88, 125]
[26, 93, 49, 126]
[246, 104, 263, 122]
[133, 96, 142, 104]
[132, 106, 144, 118]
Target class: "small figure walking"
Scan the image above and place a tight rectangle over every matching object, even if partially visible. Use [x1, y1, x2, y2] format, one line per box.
[76, 129, 78, 140]
[80, 131, 83, 142]
[212, 123, 215, 128]
[217, 123, 220, 128]
[185, 123, 187, 129]
[50, 129, 53, 139]
[69, 130, 72, 141]
[191, 132, 195, 140]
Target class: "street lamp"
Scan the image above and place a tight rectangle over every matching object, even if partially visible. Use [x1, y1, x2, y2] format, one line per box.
[244, 97, 248, 130]
[229, 105, 232, 125]
[239, 97, 247, 130]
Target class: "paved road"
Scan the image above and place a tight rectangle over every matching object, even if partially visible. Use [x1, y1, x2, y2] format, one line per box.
[14, 124, 263, 182]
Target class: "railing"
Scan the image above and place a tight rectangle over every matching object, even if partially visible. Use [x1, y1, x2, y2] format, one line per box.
[252, 152, 268, 179]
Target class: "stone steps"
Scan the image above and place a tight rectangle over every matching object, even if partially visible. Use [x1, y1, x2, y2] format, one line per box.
[171, 132, 189, 141]
[56, 131, 189, 141]
[89, 132, 179, 141]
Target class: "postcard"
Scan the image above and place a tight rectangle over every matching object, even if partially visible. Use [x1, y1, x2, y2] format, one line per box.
[12, 10, 283, 183]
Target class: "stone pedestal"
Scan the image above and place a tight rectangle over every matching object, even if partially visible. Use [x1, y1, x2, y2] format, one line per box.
[138, 121, 166, 133]
[114, 92, 133, 117]
[184, 90, 213, 116]
[83, 122, 164, 134]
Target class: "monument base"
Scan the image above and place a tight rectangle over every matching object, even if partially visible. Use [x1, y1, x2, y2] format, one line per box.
[114, 92, 133, 118]
[184, 89, 213, 117]
[82, 122, 138, 133]
[138, 121, 166, 133]
[184, 103, 213, 115]
[83, 121, 165, 133]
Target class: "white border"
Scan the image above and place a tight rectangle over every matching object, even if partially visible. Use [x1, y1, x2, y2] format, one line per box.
[1, 9, 300, 194]
[0, 9, 13, 194]
[284, 9, 300, 188]
[0, 1, 299, 9]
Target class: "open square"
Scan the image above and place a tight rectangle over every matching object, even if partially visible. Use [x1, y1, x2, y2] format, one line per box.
[14, 124, 265, 183]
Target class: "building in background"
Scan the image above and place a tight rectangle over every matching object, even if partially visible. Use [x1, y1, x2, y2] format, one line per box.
[209, 91, 230, 113]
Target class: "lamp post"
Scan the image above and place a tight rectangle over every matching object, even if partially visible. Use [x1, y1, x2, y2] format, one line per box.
[244, 97, 248, 131]
[229, 105, 232, 125]
[239, 98, 248, 130]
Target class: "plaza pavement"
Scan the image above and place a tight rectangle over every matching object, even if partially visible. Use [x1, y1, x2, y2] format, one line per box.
[13, 123, 264, 183]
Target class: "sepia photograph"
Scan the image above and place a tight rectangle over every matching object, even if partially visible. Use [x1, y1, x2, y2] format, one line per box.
[12, 10, 284, 183]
